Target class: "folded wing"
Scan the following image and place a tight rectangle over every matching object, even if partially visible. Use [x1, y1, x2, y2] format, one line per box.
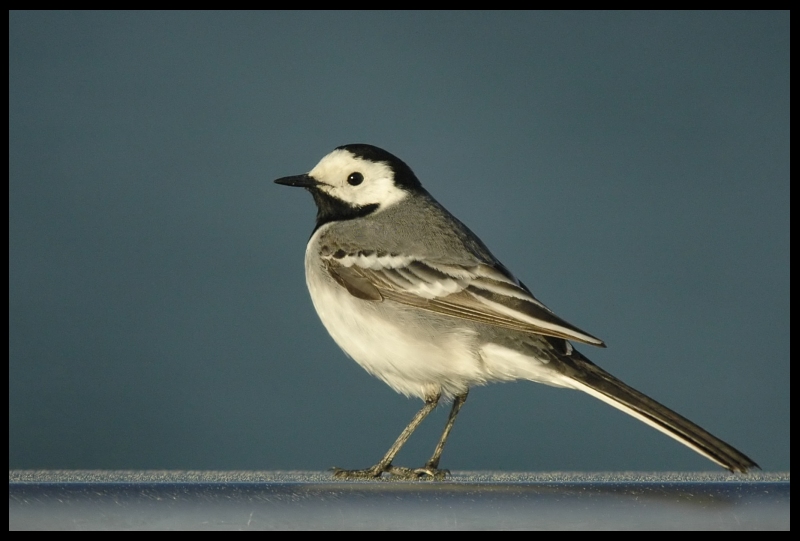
[324, 249, 605, 347]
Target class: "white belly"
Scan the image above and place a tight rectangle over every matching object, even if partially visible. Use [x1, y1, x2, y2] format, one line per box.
[302, 225, 570, 399]
[303, 227, 490, 399]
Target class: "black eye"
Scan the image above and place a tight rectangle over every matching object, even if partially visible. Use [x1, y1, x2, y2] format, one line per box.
[347, 172, 364, 186]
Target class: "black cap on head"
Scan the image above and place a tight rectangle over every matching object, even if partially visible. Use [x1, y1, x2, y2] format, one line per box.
[336, 144, 423, 192]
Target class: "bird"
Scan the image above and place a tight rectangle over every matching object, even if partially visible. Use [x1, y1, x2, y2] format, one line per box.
[274, 143, 758, 478]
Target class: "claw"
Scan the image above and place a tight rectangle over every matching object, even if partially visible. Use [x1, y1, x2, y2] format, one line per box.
[416, 467, 450, 480]
[385, 465, 450, 480]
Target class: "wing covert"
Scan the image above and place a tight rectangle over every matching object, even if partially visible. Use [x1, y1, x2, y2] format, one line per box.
[322, 250, 605, 347]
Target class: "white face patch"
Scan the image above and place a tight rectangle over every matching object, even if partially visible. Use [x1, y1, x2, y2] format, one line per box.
[307, 149, 409, 210]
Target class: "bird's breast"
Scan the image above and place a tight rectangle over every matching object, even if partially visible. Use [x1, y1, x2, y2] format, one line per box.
[303, 226, 484, 399]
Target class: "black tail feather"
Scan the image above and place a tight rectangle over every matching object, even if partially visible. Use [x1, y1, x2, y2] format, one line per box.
[559, 350, 758, 473]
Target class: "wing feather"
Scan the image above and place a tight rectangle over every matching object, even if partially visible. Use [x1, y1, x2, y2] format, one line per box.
[324, 252, 605, 347]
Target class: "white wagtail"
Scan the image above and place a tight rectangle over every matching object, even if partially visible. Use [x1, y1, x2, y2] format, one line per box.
[275, 144, 757, 478]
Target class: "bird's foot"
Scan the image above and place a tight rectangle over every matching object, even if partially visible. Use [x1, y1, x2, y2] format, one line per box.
[331, 466, 385, 479]
[385, 464, 450, 480]
[332, 463, 450, 480]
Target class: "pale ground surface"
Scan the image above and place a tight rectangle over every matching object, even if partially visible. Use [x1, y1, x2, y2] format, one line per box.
[10, 470, 790, 530]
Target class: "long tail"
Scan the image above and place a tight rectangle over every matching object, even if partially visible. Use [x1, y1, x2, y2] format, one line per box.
[557, 349, 758, 473]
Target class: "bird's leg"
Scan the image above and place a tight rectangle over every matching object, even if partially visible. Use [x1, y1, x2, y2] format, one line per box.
[333, 394, 440, 479]
[426, 391, 468, 470]
[386, 391, 468, 480]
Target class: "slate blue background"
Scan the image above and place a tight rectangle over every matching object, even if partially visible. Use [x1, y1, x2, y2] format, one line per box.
[9, 11, 789, 471]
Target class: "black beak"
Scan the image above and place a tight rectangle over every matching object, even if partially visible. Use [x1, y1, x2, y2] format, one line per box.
[274, 174, 318, 188]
